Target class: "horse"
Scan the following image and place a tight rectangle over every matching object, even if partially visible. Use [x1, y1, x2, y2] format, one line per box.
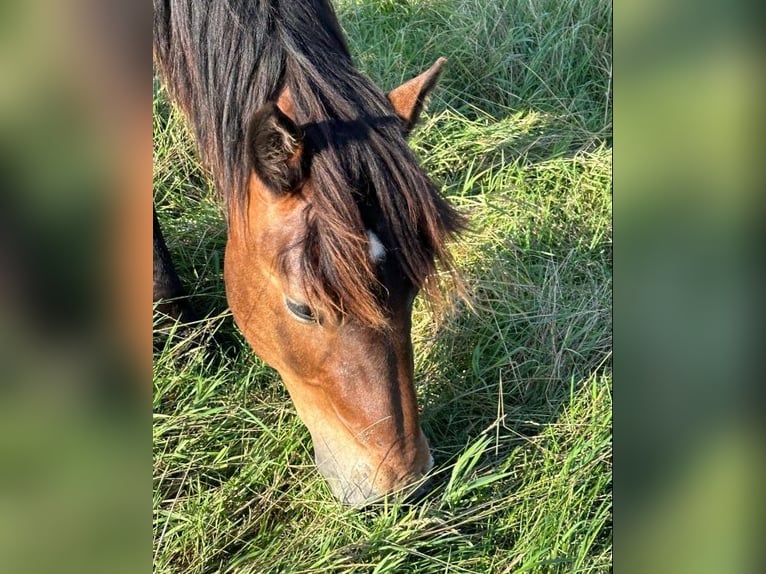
[152, 0, 465, 504]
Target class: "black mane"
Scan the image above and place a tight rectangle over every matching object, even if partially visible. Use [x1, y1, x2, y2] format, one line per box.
[153, 0, 464, 325]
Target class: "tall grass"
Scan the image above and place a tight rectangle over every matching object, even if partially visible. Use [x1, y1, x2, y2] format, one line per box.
[153, 1, 612, 572]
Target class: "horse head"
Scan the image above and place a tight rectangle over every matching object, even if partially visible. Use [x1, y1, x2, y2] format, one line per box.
[224, 60, 457, 504]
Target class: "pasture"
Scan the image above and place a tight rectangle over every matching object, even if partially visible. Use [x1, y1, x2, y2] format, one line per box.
[153, 0, 612, 572]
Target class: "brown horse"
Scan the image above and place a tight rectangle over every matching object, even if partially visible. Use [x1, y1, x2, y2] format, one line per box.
[153, 0, 464, 504]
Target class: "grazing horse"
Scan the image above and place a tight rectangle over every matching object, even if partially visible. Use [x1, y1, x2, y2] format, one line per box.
[153, 0, 464, 504]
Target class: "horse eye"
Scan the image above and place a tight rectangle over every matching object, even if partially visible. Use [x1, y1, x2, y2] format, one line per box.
[285, 297, 316, 323]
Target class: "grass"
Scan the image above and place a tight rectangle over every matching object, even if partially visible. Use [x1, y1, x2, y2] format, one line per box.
[153, 0, 612, 572]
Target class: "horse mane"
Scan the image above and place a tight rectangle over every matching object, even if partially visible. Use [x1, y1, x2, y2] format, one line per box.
[153, 0, 465, 326]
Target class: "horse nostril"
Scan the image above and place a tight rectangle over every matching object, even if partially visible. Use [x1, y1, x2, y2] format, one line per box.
[408, 476, 434, 503]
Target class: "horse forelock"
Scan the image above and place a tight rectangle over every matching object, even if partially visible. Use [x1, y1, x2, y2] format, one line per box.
[287, 110, 465, 328]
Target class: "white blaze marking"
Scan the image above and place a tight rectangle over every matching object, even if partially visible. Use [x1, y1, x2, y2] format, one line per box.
[367, 231, 386, 262]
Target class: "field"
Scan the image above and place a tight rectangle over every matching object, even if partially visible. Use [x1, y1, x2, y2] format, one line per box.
[153, 0, 612, 572]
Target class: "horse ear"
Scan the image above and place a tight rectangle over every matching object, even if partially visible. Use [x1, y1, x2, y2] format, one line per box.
[387, 57, 446, 134]
[246, 97, 305, 194]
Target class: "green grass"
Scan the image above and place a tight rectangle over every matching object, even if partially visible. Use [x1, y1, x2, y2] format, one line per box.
[153, 0, 612, 572]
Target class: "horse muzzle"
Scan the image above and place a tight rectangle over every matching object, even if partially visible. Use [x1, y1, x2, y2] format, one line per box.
[312, 430, 434, 505]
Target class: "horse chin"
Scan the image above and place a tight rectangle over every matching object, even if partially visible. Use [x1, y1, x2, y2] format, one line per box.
[312, 431, 434, 506]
